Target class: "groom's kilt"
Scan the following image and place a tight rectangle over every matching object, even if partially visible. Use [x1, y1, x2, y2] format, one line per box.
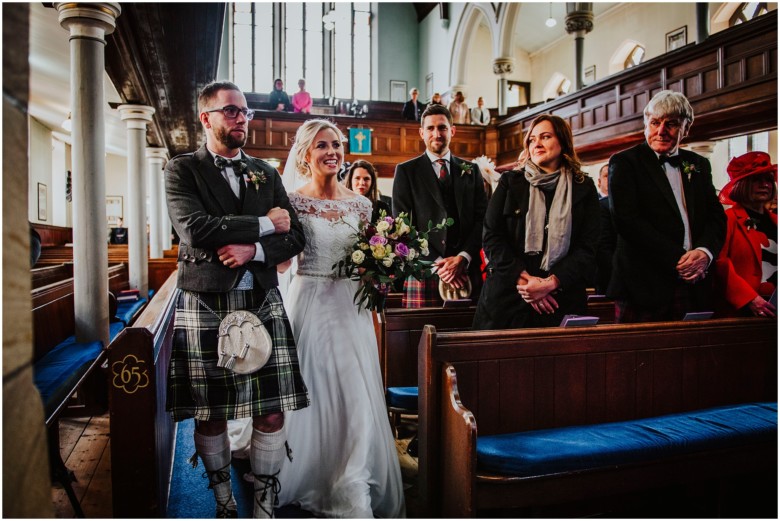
[402, 275, 442, 308]
[166, 286, 309, 422]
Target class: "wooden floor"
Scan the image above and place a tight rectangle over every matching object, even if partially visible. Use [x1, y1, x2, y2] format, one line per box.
[52, 413, 421, 518]
[53, 414, 112, 518]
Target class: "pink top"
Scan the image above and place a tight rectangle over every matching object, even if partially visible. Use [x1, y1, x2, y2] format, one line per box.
[292, 91, 313, 113]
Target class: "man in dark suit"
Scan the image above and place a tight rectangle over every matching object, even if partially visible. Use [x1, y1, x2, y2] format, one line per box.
[165, 81, 308, 518]
[608, 90, 726, 322]
[393, 104, 487, 307]
[401, 87, 426, 121]
[595, 164, 616, 294]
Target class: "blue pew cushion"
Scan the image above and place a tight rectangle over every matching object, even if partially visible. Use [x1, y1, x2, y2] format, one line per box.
[33, 339, 104, 420]
[387, 386, 419, 410]
[115, 297, 147, 326]
[109, 320, 125, 341]
[477, 402, 778, 477]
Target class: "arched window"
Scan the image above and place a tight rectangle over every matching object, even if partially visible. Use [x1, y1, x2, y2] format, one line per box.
[231, 3, 372, 100]
[542, 73, 571, 101]
[730, 2, 768, 26]
[624, 44, 645, 69]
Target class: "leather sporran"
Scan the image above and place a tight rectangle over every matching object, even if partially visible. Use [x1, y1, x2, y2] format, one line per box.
[216, 310, 272, 374]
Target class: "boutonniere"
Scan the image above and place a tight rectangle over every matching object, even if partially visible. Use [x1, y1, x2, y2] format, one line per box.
[681, 161, 697, 182]
[459, 162, 473, 177]
[745, 217, 759, 231]
[245, 170, 267, 191]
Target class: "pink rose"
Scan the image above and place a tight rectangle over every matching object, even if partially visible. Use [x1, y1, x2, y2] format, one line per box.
[369, 235, 387, 246]
[395, 242, 409, 257]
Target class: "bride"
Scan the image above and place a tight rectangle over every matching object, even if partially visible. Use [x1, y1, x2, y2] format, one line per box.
[265, 119, 404, 517]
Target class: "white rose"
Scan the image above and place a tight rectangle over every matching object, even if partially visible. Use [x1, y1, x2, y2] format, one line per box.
[407, 248, 417, 260]
[419, 238, 428, 250]
[421, 247, 430, 256]
[397, 223, 410, 235]
[351, 250, 365, 264]
[376, 220, 390, 232]
[382, 256, 393, 267]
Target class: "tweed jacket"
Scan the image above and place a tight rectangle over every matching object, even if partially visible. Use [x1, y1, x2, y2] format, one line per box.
[165, 145, 305, 293]
[714, 204, 777, 312]
[608, 142, 726, 308]
[392, 153, 487, 267]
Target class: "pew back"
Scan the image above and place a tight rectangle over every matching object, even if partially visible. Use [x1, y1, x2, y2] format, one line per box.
[108, 270, 178, 517]
[419, 318, 778, 516]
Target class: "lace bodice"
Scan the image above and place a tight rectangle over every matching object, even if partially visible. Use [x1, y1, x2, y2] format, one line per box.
[289, 193, 373, 278]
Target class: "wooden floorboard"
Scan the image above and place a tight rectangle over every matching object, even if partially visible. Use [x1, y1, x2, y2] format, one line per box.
[53, 414, 112, 518]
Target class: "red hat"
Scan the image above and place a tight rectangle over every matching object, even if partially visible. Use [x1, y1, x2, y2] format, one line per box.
[718, 151, 777, 205]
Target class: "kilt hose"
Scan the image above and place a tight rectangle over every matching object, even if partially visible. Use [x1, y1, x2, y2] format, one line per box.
[402, 275, 442, 308]
[166, 286, 309, 422]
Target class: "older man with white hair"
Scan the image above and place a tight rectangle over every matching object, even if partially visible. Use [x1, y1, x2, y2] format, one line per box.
[607, 90, 726, 322]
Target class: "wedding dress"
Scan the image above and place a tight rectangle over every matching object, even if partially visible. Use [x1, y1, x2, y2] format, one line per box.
[275, 192, 405, 518]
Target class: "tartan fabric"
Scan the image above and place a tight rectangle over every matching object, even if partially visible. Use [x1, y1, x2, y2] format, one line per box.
[615, 282, 692, 323]
[166, 286, 309, 422]
[402, 275, 442, 308]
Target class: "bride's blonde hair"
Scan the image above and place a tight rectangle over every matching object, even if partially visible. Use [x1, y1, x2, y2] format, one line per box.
[291, 119, 346, 177]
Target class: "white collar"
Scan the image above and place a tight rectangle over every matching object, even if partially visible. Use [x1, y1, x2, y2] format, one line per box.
[426, 150, 451, 164]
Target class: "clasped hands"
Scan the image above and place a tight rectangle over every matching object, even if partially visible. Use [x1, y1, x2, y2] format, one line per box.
[219, 207, 291, 269]
[517, 270, 560, 315]
[434, 255, 468, 288]
[676, 249, 709, 283]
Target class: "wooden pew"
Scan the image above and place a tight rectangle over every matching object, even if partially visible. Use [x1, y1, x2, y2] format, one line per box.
[31, 263, 73, 289]
[381, 299, 615, 391]
[108, 271, 178, 517]
[418, 319, 778, 517]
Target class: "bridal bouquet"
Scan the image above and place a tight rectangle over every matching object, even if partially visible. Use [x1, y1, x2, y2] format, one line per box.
[334, 210, 452, 312]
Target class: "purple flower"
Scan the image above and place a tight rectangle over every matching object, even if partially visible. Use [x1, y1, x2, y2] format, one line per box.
[395, 242, 409, 257]
[384, 216, 395, 226]
[369, 235, 387, 246]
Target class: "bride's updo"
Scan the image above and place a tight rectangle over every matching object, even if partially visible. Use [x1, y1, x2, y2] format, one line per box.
[291, 119, 346, 177]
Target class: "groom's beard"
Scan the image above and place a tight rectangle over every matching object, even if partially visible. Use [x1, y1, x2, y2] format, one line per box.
[215, 127, 247, 150]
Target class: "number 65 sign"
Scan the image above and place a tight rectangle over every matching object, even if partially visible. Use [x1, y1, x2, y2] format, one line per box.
[112, 354, 150, 394]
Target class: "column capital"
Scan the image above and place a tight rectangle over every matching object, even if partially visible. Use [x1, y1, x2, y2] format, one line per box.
[118, 104, 155, 130]
[55, 3, 121, 40]
[145, 147, 169, 161]
[492, 58, 515, 77]
[565, 3, 594, 35]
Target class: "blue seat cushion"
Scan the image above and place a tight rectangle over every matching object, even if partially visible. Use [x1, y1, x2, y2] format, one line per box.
[33, 339, 104, 420]
[477, 402, 778, 477]
[387, 386, 418, 410]
[109, 320, 125, 341]
[115, 297, 147, 325]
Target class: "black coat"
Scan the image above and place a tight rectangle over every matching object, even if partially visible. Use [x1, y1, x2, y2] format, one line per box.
[165, 145, 305, 293]
[607, 142, 726, 309]
[401, 99, 426, 121]
[595, 195, 616, 294]
[473, 169, 601, 330]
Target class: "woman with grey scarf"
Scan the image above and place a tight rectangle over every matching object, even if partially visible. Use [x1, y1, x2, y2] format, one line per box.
[473, 114, 600, 330]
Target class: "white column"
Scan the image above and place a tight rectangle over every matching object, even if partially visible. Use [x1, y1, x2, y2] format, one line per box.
[145, 148, 167, 259]
[493, 58, 514, 116]
[160, 171, 173, 251]
[118, 105, 155, 298]
[56, 2, 121, 345]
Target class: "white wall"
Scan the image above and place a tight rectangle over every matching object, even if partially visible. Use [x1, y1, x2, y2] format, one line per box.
[28, 117, 52, 225]
[529, 3, 697, 103]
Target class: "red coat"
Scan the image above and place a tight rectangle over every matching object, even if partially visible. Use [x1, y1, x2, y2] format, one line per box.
[714, 205, 777, 313]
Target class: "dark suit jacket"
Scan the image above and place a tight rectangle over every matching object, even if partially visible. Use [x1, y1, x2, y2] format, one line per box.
[473, 169, 601, 330]
[401, 99, 426, 121]
[608, 142, 726, 309]
[596, 195, 616, 294]
[393, 154, 486, 262]
[165, 145, 305, 293]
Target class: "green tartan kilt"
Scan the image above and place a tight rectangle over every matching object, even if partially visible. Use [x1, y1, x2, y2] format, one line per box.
[166, 286, 309, 422]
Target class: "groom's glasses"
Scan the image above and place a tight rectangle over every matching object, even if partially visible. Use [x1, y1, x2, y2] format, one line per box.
[204, 105, 255, 120]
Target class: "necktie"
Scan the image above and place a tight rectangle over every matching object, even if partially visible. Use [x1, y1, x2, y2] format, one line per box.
[436, 159, 448, 182]
[659, 154, 681, 168]
[234, 169, 246, 202]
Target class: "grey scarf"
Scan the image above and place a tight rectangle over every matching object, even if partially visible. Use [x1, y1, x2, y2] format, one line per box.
[523, 161, 573, 271]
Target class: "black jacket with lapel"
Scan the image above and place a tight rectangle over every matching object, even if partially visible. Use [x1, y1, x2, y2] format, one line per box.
[607, 142, 726, 308]
[165, 145, 305, 293]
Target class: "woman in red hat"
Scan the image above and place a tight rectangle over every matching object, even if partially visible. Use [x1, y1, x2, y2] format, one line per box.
[714, 151, 777, 317]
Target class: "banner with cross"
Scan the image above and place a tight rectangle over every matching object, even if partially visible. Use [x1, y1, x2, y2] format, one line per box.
[349, 127, 372, 155]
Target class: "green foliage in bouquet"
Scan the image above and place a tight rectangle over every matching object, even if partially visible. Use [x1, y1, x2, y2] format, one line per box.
[333, 210, 453, 312]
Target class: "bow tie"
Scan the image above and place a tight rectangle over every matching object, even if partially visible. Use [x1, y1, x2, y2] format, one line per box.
[214, 155, 247, 173]
[658, 154, 681, 168]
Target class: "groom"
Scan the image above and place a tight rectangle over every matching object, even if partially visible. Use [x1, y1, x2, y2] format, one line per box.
[165, 80, 309, 518]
